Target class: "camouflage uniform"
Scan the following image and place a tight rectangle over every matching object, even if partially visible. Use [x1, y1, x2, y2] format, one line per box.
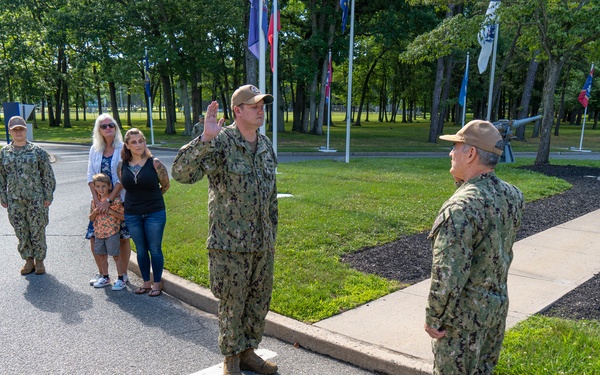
[172, 123, 278, 356]
[426, 172, 523, 375]
[0, 141, 56, 261]
[191, 121, 204, 139]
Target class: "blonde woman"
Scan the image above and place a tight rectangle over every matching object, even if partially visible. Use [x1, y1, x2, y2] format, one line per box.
[86, 114, 131, 289]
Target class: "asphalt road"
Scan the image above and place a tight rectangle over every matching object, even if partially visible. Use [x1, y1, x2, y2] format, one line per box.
[0, 143, 375, 375]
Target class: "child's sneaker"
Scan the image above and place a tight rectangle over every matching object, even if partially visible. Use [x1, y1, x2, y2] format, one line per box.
[93, 277, 111, 288]
[122, 273, 129, 283]
[112, 279, 126, 291]
[89, 273, 102, 286]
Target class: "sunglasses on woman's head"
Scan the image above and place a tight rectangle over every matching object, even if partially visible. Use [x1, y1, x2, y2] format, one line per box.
[100, 123, 116, 129]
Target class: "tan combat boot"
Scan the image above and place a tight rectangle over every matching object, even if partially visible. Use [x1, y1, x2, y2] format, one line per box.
[239, 348, 278, 374]
[223, 354, 242, 375]
[34, 259, 46, 275]
[20, 258, 35, 275]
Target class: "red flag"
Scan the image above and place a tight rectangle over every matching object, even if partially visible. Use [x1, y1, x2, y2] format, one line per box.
[578, 68, 594, 108]
[268, 9, 281, 72]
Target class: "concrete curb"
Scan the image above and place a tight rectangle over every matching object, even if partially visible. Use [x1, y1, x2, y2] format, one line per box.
[126, 255, 431, 375]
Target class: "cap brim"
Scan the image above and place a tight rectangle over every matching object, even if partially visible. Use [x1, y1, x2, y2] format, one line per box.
[439, 134, 463, 143]
[10, 125, 27, 129]
[244, 94, 274, 105]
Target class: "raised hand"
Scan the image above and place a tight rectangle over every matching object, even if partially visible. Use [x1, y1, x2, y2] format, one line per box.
[201, 101, 225, 142]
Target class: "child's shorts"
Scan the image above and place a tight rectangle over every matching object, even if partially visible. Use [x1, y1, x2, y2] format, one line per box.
[93, 233, 121, 256]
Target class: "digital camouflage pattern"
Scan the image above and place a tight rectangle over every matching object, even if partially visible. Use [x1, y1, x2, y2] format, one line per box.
[171, 123, 278, 253]
[0, 141, 56, 260]
[209, 249, 274, 355]
[171, 123, 278, 356]
[432, 320, 504, 375]
[426, 172, 523, 374]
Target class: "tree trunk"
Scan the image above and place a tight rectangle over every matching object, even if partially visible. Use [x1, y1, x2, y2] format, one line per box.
[127, 90, 132, 127]
[180, 78, 193, 135]
[75, 92, 80, 121]
[428, 57, 445, 143]
[356, 49, 389, 127]
[94, 65, 102, 115]
[535, 58, 565, 165]
[82, 72, 87, 122]
[438, 55, 454, 136]
[516, 51, 540, 140]
[170, 75, 177, 123]
[41, 99, 46, 122]
[292, 81, 305, 132]
[192, 71, 202, 122]
[161, 74, 176, 134]
[309, 72, 319, 134]
[109, 82, 121, 125]
[554, 63, 571, 136]
[275, 79, 285, 133]
[62, 65, 71, 128]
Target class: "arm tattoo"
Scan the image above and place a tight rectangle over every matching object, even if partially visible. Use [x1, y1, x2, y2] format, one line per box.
[154, 159, 170, 194]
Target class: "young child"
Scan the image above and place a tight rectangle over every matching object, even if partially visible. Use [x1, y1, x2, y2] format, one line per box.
[89, 173, 126, 290]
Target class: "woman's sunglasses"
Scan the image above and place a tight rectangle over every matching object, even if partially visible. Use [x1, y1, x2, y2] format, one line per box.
[100, 123, 116, 129]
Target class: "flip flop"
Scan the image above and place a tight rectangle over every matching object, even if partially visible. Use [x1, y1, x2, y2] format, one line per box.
[134, 287, 151, 294]
[149, 289, 162, 297]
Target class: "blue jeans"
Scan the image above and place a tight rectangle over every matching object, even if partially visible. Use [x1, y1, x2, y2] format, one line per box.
[125, 210, 166, 283]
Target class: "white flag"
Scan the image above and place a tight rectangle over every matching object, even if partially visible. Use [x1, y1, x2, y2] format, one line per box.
[478, 0, 500, 74]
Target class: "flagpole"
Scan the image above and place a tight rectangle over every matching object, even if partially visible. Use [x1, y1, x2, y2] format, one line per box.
[486, 24, 499, 121]
[461, 53, 469, 127]
[576, 63, 594, 152]
[259, 0, 267, 135]
[272, 0, 278, 156]
[345, 0, 355, 163]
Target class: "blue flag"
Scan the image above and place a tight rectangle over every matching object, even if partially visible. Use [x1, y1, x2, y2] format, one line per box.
[340, 0, 349, 33]
[458, 63, 468, 107]
[249, 0, 269, 59]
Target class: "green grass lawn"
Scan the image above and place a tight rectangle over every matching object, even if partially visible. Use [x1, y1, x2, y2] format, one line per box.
[9, 110, 600, 152]
[496, 316, 600, 374]
[163, 158, 577, 322]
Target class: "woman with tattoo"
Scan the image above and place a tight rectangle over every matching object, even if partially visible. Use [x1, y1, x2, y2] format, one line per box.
[118, 128, 170, 297]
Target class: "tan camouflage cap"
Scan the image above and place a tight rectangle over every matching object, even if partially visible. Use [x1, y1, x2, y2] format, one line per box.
[231, 84, 274, 108]
[439, 120, 503, 155]
[8, 116, 27, 129]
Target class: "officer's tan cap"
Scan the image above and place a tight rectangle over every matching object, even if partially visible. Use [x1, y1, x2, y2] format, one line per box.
[439, 120, 504, 155]
[8, 116, 27, 129]
[231, 85, 274, 108]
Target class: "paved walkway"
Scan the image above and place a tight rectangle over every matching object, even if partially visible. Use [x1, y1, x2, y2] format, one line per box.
[151, 208, 600, 374]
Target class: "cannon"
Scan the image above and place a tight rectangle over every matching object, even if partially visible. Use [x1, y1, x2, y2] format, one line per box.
[493, 115, 542, 163]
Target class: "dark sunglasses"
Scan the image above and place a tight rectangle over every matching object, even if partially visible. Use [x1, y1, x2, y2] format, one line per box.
[100, 123, 116, 129]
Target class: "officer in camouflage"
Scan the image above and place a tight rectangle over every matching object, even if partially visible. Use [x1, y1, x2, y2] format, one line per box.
[424, 120, 524, 374]
[171, 85, 278, 375]
[191, 114, 204, 139]
[0, 116, 56, 275]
